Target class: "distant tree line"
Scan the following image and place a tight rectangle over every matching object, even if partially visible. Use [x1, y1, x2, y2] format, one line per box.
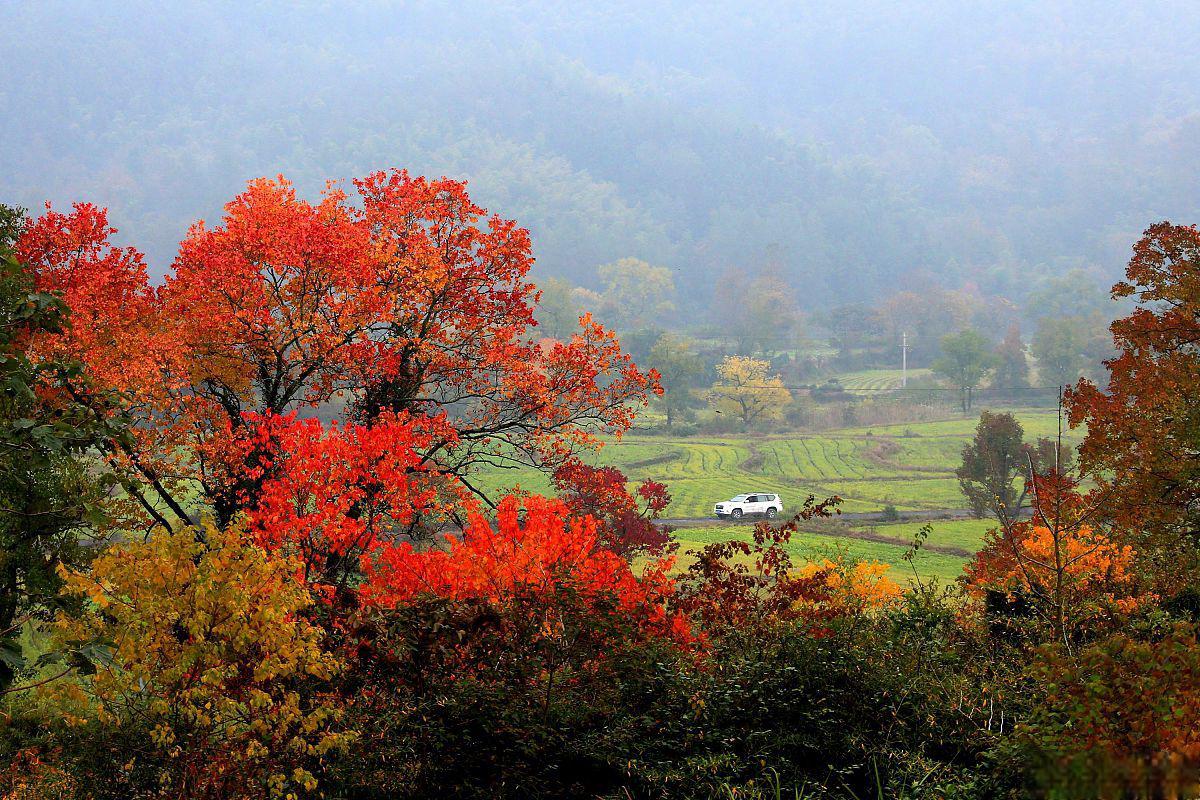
[536, 256, 1119, 429]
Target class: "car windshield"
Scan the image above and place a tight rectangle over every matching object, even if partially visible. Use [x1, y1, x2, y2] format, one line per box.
[729, 494, 750, 502]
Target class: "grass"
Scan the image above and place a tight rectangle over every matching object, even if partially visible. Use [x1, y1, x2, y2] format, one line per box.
[861, 517, 998, 553]
[838, 409, 1080, 440]
[835, 368, 934, 393]
[472, 407, 1071, 578]
[666, 523, 971, 584]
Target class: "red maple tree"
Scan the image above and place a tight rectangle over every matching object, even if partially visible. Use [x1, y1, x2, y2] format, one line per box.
[552, 460, 671, 556]
[1066, 221, 1200, 593]
[360, 494, 691, 644]
[16, 170, 660, 591]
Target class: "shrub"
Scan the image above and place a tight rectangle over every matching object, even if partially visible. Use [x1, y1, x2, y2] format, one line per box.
[327, 589, 690, 799]
[1002, 625, 1200, 797]
[36, 521, 351, 799]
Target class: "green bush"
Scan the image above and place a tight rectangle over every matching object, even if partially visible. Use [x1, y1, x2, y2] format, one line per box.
[321, 585, 998, 799]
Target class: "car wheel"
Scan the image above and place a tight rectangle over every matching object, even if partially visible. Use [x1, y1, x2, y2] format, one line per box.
[731, 508, 743, 519]
[766, 507, 778, 519]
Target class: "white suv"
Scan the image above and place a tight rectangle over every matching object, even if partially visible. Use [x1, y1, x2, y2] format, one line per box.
[714, 493, 784, 520]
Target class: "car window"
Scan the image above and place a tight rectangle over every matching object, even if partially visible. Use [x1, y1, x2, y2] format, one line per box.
[744, 495, 757, 503]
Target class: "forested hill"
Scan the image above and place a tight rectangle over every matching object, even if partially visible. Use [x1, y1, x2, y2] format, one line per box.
[3, 0, 1199, 306]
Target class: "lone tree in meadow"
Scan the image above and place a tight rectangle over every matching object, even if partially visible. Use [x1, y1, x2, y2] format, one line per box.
[933, 329, 998, 412]
[647, 333, 704, 429]
[957, 410, 1075, 521]
[957, 411, 1028, 522]
[706, 355, 791, 428]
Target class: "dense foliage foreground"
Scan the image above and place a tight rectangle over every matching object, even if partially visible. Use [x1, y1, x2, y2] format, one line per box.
[1, 176, 1200, 799]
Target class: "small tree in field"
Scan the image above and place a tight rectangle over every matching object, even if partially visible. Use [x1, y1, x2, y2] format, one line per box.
[647, 332, 703, 429]
[956, 411, 1074, 522]
[707, 355, 791, 428]
[993, 322, 1030, 389]
[957, 411, 1028, 521]
[932, 329, 998, 411]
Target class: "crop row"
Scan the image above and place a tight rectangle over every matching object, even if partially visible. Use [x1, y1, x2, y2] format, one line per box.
[835, 368, 933, 393]
[669, 524, 970, 584]
[470, 410, 1075, 517]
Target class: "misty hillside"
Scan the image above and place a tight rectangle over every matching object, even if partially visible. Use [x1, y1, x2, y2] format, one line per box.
[3, 0, 1198, 307]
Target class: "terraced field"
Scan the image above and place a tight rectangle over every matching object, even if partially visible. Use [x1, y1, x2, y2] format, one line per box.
[835, 368, 933, 393]
[472, 409, 1076, 580]
[472, 409, 1078, 519]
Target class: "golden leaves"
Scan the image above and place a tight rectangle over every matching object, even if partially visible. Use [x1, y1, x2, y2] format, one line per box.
[43, 520, 352, 798]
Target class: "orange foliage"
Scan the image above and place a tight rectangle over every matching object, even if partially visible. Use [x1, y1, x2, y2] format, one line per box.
[15, 203, 168, 399]
[15, 171, 658, 581]
[361, 495, 692, 645]
[967, 523, 1142, 610]
[1066, 221, 1200, 589]
[964, 472, 1150, 640]
[794, 558, 904, 618]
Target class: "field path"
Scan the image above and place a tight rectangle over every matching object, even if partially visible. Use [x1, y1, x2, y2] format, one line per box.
[658, 509, 991, 557]
[659, 507, 978, 527]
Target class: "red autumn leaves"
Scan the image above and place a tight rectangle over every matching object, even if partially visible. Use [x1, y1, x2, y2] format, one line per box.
[14, 169, 679, 639]
[361, 494, 692, 644]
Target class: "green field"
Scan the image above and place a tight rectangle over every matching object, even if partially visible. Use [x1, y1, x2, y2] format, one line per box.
[473, 408, 1080, 517]
[472, 409, 1075, 578]
[665, 519, 990, 584]
[835, 368, 934, 393]
[858, 518, 998, 553]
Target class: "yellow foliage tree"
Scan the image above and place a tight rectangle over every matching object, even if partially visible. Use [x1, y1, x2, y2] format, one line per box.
[42, 521, 351, 800]
[706, 356, 791, 427]
[795, 558, 904, 617]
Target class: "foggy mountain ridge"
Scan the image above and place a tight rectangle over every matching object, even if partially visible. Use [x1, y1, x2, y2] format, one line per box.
[3, 0, 1198, 309]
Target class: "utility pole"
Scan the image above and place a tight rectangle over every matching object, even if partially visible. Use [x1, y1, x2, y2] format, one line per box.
[901, 331, 909, 387]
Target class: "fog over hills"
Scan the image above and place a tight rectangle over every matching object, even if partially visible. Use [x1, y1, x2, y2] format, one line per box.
[3, 0, 1198, 308]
